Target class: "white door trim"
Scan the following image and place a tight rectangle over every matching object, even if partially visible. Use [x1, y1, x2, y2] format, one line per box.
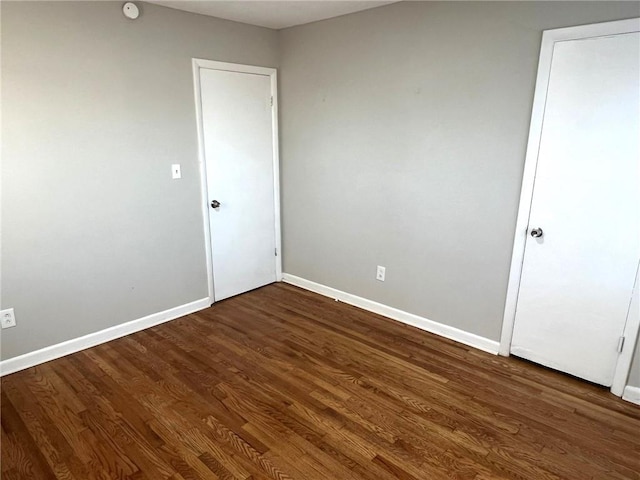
[192, 59, 282, 304]
[498, 18, 640, 396]
[611, 262, 640, 396]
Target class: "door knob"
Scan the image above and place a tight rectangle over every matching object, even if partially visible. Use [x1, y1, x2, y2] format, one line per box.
[530, 227, 543, 238]
[210, 200, 221, 209]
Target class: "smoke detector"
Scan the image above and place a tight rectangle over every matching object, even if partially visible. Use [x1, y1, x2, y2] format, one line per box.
[123, 2, 139, 20]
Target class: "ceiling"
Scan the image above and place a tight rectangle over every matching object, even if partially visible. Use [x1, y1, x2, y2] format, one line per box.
[146, 1, 398, 30]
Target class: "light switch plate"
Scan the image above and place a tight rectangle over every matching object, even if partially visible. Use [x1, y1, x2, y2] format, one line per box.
[171, 164, 181, 179]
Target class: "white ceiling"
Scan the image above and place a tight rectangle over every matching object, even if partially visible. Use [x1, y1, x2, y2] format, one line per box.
[146, 0, 398, 30]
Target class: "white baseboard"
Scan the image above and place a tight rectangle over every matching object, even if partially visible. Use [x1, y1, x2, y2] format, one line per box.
[282, 273, 500, 355]
[0, 297, 211, 377]
[622, 385, 640, 406]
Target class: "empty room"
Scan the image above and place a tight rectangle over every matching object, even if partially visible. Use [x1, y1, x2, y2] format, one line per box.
[1, 1, 639, 478]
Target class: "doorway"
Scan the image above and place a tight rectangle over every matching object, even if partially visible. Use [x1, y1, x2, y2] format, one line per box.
[500, 19, 640, 391]
[193, 59, 282, 302]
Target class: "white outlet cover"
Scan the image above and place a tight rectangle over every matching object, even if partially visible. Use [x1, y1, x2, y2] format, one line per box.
[171, 164, 181, 179]
[376, 265, 386, 281]
[1, 308, 16, 329]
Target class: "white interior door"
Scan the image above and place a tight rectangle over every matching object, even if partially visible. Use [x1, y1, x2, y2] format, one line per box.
[511, 31, 640, 386]
[199, 66, 277, 301]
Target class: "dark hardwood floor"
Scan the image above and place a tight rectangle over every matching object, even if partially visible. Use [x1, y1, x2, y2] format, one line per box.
[2, 283, 639, 480]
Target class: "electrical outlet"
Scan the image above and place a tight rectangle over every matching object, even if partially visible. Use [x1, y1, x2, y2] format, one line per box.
[376, 265, 386, 282]
[1, 308, 16, 329]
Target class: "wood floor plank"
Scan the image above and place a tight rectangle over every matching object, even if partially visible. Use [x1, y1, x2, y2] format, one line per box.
[1, 391, 57, 480]
[2, 283, 639, 479]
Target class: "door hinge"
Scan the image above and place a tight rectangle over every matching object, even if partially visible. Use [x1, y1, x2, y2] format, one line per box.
[270, 96, 273, 107]
[275, 248, 278, 256]
[617, 336, 625, 353]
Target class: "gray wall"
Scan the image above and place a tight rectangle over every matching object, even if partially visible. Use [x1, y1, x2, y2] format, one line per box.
[629, 332, 640, 389]
[1, 1, 278, 359]
[627, 268, 640, 388]
[278, 1, 640, 341]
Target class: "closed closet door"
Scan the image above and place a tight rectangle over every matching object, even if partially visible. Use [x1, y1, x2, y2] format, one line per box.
[199, 67, 277, 301]
[510, 31, 640, 386]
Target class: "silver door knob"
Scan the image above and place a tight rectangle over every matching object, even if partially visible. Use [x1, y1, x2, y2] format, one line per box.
[530, 227, 543, 238]
[210, 200, 221, 209]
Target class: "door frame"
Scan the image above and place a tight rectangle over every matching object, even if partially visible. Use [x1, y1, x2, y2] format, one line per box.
[498, 18, 640, 396]
[192, 58, 282, 303]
